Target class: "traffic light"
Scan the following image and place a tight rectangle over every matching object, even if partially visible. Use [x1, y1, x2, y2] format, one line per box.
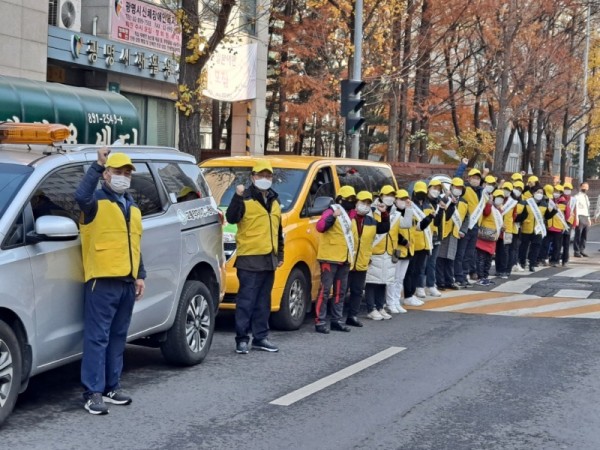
[345, 116, 365, 135]
[341, 80, 366, 116]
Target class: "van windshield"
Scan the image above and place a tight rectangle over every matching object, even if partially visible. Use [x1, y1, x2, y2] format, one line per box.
[201, 166, 306, 213]
[0, 164, 33, 218]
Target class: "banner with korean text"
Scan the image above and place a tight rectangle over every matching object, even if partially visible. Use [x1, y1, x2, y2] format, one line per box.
[203, 43, 258, 102]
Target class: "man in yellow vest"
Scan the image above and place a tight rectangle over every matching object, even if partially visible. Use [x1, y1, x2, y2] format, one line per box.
[75, 149, 146, 415]
[226, 160, 284, 354]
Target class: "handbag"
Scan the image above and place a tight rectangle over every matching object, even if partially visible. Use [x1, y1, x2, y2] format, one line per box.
[477, 226, 497, 242]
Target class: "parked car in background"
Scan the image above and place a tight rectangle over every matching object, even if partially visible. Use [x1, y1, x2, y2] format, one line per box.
[200, 156, 398, 330]
[0, 123, 225, 426]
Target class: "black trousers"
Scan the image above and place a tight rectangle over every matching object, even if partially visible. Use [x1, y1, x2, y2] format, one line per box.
[495, 238, 509, 274]
[476, 248, 493, 279]
[561, 232, 571, 265]
[315, 262, 349, 325]
[404, 250, 428, 298]
[518, 233, 542, 269]
[539, 235, 551, 262]
[436, 257, 455, 287]
[347, 270, 367, 317]
[235, 269, 274, 343]
[574, 216, 589, 254]
[365, 283, 386, 312]
[509, 233, 521, 269]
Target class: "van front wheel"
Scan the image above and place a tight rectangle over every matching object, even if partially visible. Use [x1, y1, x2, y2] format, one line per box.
[0, 320, 21, 427]
[271, 268, 309, 331]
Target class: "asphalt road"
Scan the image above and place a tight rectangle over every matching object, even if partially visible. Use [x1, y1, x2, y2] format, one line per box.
[4, 228, 600, 449]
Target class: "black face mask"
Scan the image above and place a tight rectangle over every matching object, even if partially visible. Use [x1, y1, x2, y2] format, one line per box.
[341, 199, 356, 211]
[414, 192, 427, 202]
[581, 189, 588, 193]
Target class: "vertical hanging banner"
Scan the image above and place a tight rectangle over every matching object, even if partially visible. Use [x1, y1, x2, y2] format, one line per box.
[203, 43, 258, 102]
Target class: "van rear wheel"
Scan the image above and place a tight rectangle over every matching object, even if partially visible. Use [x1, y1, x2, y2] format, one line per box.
[0, 320, 21, 427]
[161, 281, 215, 366]
[271, 268, 309, 331]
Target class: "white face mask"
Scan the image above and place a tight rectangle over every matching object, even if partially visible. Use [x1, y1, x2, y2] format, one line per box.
[382, 196, 395, 206]
[469, 178, 481, 187]
[553, 193, 560, 199]
[484, 185, 495, 194]
[254, 178, 272, 191]
[395, 199, 407, 209]
[451, 188, 462, 197]
[534, 193, 544, 201]
[494, 197, 504, 206]
[564, 189, 572, 196]
[429, 189, 440, 199]
[356, 202, 371, 215]
[109, 174, 131, 193]
[503, 190, 511, 198]
[512, 189, 522, 197]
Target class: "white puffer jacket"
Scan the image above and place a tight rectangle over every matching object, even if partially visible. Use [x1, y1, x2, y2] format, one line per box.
[366, 252, 396, 284]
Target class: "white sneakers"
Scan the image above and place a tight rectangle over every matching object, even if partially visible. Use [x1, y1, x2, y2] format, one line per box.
[387, 304, 407, 314]
[403, 296, 424, 307]
[367, 309, 384, 320]
[415, 287, 427, 298]
[426, 287, 442, 297]
[514, 263, 525, 272]
[378, 308, 392, 320]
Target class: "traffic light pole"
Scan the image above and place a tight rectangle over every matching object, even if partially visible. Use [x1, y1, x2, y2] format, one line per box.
[350, 0, 363, 159]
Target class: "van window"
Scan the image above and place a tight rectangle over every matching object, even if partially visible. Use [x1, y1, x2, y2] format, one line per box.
[128, 163, 163, 216]
[0, 164, 33, 219]
[31, 165, 85, 222]
[303, 167, 334, 216]
[336, 165, 396, 194]
[202, 166, 306, 213]
[156, 162, 209, 203]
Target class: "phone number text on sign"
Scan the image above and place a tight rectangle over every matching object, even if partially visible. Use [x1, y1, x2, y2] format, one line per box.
[88, 113, 125, 125]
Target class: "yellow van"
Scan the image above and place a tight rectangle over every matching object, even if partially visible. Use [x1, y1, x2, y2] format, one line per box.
[200, 156, 398, 330]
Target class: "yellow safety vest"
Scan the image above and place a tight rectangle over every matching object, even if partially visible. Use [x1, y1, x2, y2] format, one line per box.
[413, 205, 434, 252]
[547, 202, 567, 231]
[371, 211, 399, 256]
[352, 216, 378, 271]
[522, 201, 547, 234]
[236, 197, 281, 256]
[80, 199, 142, 282]
[317, 211, 357, 264]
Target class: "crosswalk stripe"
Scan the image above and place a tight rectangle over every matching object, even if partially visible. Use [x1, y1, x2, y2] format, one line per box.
[557, 268, 597, 278]
[407, 292, 504, 310]
[446, 296, 574, 314]
[430, 294, 539, 312]
[526, 302, 600, 318]
[561, 311, 600, 319]
[491, 278, 546, 294]
[491, 299, 600, 316]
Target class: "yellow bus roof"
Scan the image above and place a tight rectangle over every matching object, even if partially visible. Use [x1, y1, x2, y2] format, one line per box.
[200, 155, 393, 170]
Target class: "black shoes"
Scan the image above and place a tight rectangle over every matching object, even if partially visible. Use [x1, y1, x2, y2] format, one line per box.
[236, 341, 249, 354]
[447, 283, 461, 290]
[581, 252, 589, 257]
[315, 324, 330, 334]
[252, 338, 279, 352]
[574, 253, 581, 257]
[331, 321, 351, 332]
[345, 316, 363, 327]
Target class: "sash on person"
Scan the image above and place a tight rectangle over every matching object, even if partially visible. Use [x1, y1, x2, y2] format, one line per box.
[492, 206, 504, 236]
[548, 200, 569, 230]
[451, 207, 462, 230]
[526, 198, 547, 238]
[569, 197, 577, 216]
[468, 193, 488, 229]
[411, 205, 433, 253]
[502, 198, 518, 216]
[331, 204, 356, 264]
[372, 211, 401, 248]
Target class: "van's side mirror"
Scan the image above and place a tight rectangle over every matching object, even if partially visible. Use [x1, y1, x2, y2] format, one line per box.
[27, 216, 79, 244]
[307, 196, 334, 217]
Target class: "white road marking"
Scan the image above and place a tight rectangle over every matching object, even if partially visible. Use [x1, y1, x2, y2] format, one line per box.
[430, 294, 539, 312]
[491, 278, 546, 294]
[269, 346, 406, 406]
[558, 268, 598, 278]
[490, 299, 600, 316]
[565, 311, 600, 319]
[554, 289, 593, 299]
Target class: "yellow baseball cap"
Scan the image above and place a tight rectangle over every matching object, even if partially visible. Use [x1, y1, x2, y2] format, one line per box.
[484, 175, 496, 184]
[338, 185, 356, 199]
[493, 189, 504, 198]
[555, 184, 564, 192]
[413, 181, 428, 194]
[379, 185, 395, 195]
[396, 189, 409, 198]
[544, 184, 554, 197]
[428, 179, 442, 187]
[502, 181, 513, 190]
[106, 152, 135, 171]
[513, 181, 524, 189]
[252, 159, 273, 173]
[511, 172, 523, 181]
[468, 168, 481, 177]
[527, 175, 539, 184]
[357, 190, 373, 202]
[564, 182, 573, 190]
[451, 177, 465, 187]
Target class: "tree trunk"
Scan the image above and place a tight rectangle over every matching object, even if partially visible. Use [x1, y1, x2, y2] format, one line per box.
[211, 100, 220, 150]
[398, 0, 414, 163]
[534, 110, 544, 175]
[560, 109, 570, 179]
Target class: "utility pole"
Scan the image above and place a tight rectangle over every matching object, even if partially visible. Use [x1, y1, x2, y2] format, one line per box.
[579, 3, 591, 183]
[350, 0, 363, 159]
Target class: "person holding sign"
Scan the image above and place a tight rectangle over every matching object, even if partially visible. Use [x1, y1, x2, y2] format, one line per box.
[547, 184, 571, 267]
[475, 189, 504, 286]
[518, 185, 557, 272]
[314, 185, 358, 333]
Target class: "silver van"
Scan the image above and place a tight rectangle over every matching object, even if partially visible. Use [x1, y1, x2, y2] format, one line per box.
[0, 124, 225, 426]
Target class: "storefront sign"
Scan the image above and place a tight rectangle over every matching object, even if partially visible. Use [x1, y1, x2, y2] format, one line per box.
[203, 43, 258, 102]
[111, 0, 181, 55]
